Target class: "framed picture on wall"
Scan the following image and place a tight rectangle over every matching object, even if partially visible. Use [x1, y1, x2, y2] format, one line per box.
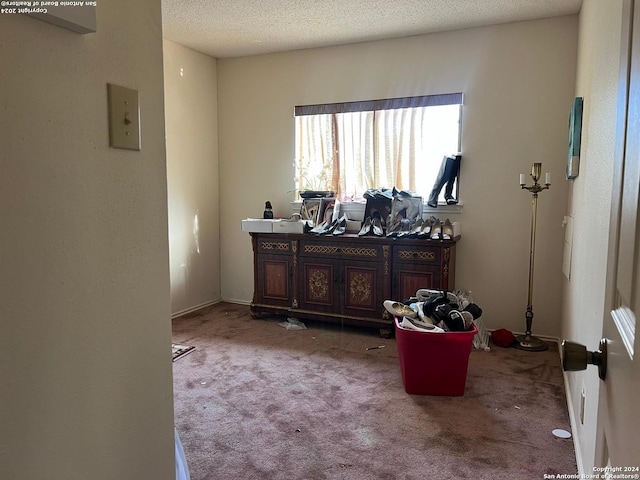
[567, 97, 583, 179]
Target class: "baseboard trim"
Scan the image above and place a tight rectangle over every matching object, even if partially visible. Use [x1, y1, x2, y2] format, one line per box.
[560, 352, 585, 477]
[171, 299, 221, 319]
[508, 330, 560, 343]
[222, 298, 251, 306]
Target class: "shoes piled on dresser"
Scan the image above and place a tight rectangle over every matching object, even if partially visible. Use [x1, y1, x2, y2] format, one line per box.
[310, 215, 348, 235]
[356, 214, 459, 239]
[358, 214, 385, 236]
[375, 215, 459, 240]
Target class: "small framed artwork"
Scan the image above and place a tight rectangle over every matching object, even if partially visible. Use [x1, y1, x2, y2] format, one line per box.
[567, 97, 583, 179]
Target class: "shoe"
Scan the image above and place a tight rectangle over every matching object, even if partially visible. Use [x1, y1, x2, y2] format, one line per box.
[310, 220, 330, 234]
[444, 310, 466, 331]
[396, 218, 413, 237]
[400, 317, 422, 331]
[332, 215, 347, 235]
[409, 217, 424, 237]
[320, 219, 339, 235]
[460, 311, 474, 330]
[418, 217, 432, 238]
[401, 316, 445, 333]
[372, 217, 384, 236]
[364, 188, 393, 200]
[385, 218, 401, 237]
[358, 217, 372, 236]
[416, 288, 436, 302]
[430, 219, 442, 240]
[416, 289, 459, 305]
[432, 302, 453, 321]
[383, 300, 416, 318]
[464, 303, 483, 319]
[442, 218, 454, 240]
[446, 197, 458, 205]
[415, 304, 435, 325]
[392, 187, 413, 197]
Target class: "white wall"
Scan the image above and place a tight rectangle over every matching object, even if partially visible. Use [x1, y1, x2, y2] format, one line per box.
[0, 2, 175, 479]
[164, 39, 221, 316]
[217, 16, 578, 338]
[562, 0, 623, 474]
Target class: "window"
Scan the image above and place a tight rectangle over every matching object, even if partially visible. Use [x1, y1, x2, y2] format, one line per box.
[294, 93, 463, 203]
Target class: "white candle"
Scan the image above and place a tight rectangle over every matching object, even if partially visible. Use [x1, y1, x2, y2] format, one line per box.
[545, 172, 551, 185]
[519, 174, 526, 185]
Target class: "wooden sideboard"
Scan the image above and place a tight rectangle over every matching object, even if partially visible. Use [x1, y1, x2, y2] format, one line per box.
[250, 232, 457, 333]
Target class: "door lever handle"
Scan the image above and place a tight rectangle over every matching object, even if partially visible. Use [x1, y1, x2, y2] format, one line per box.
[561, 339, 607, 381]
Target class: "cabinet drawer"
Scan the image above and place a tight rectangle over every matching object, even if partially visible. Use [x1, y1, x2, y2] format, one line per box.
[299, 240, 382, 261]
[256, 238, 293, 255]
[393, 245, 440, 264]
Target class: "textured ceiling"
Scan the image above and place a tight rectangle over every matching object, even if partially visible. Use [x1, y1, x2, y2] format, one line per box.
[161, 0, 583, 59]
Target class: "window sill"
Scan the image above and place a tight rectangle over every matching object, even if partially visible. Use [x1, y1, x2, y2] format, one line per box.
[423, 202, 463, 215]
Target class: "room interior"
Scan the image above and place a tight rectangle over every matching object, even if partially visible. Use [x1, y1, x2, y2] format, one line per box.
[1, 0, 634, 478]
[171, 302, 577, 479]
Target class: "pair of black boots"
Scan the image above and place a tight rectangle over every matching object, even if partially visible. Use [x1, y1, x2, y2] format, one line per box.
[428, 154, 462, 208]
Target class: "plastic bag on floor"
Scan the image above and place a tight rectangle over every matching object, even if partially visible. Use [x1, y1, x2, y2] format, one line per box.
[454, 291, 489, 350]
[472, 317, 490, 351]
[279, 317, 307, 330]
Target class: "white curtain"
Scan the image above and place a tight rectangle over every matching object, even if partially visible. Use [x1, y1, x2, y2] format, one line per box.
[295, 114, 334, 193]
[374, 107, 421, 193]
[335, 111, 374, 200]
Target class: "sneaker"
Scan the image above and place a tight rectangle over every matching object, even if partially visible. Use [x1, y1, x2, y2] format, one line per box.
[432, 303, 453, 324]
[460, 311, 474, 330]
[464, 303, 483, 320]
[444, 310, 470, 332]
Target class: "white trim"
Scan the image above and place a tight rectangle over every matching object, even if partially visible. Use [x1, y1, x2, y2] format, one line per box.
[506, 330, 560, 342]
[171, 299, 221, 319]
[561, 352, 586, 478]
[222, 298, 251, 306]
[424, 203, 464, 215]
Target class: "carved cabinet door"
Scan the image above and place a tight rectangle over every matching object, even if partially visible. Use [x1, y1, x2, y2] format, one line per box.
[298, 256, 341, 314]
[256, 253, 293, 308]
[341, 259, 385, 319]
[392, 242, 455, 300]
[253, 235, 295, 309]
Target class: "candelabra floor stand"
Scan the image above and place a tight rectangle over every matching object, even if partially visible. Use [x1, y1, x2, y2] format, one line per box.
[515, 164, 549, 352]
[514, 308, 548, 351]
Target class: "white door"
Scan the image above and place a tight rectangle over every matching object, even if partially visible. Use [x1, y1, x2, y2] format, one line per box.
[595, 0, 640, 469]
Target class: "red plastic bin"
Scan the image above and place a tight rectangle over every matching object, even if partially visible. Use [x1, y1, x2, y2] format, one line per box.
[395, 317, 477, 396]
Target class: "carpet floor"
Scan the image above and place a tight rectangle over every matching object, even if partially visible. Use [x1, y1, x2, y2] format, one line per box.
[172, 302, 577, 480]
